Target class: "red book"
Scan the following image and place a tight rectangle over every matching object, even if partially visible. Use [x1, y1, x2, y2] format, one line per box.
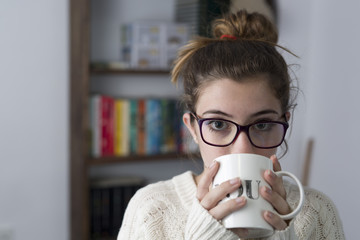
[137, 99, 146, 155]
[101, 95, 115, 156]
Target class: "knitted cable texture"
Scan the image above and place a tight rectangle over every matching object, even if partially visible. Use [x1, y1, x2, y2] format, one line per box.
[117, 171, 345, 240]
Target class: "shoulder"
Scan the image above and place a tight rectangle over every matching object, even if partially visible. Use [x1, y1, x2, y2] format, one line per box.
[125, 171, 195, 216]
[133, 171, 195, 203]
[130, 176, 178, 208]
[119, 171, 195, 239]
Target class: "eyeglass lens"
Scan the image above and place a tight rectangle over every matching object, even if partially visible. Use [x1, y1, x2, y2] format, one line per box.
[201, 119, 285, 148]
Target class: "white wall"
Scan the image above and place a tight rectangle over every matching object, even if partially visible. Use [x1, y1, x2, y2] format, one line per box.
[1, 0, 357, 239]
[303, 1, 360, 239]
[0, 1, 69, 240]
[279, 1, 359, 239]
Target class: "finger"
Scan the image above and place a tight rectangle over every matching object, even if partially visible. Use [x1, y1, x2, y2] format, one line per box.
[270, 155, 282, 172]
[196, 161, 219, 200]
[209, 196, 247, 220]
[261, 186, 291, 215]
[263, 169, 286, 199]
[201, 177, 241, 210]
[263, 211, 287, 230]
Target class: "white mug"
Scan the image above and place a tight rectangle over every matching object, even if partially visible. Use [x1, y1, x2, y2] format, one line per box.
[213, 153, 305, 238]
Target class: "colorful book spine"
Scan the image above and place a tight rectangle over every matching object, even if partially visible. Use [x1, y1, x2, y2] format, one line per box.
[121, 100, 130, 156]
[114, 99, 124, 156]
[129, 99, 138, 154]
[137, 99, 146, 155]
[145, 99, 161, 154]
[101, 96, 115, 156]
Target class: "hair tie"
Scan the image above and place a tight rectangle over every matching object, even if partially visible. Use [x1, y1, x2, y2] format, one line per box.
[220, 34, 237, 40]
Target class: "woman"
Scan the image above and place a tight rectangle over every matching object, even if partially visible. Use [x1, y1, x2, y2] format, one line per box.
[118, 10, 344, 239]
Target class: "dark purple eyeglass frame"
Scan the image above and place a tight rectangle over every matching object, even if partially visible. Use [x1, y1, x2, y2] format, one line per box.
[191, 112, 289, 149]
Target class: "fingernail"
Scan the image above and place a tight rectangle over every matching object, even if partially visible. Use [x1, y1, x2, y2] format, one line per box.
[266, 211, 273, 218]
[267, 170, 275, 179]
[235, 197, 244, 203]
[230, 177, 240, 185]
[263, 186, 272, 194]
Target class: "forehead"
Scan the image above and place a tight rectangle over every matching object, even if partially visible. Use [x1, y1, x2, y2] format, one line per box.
[196, 77, 281, 118]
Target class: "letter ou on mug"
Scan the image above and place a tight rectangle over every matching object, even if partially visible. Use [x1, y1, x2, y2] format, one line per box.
[212, 153, 305, 238]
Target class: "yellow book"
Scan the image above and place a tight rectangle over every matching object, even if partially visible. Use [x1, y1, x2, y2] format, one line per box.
[121, 100, 130, 156]
[114, 99, 124, 156]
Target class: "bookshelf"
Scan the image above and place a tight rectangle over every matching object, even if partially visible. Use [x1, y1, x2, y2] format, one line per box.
[70, 1, 195, 239]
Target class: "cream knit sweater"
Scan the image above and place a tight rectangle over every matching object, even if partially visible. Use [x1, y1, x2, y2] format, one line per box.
[118, 171, 345, 239]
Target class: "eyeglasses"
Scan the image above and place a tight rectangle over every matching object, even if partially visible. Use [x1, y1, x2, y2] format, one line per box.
[192, 113, 289, 149]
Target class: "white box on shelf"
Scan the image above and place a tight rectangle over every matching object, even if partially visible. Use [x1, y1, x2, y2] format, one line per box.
[121, 22, 164, 69]
[121, 22, 190, 69]
[164, 23, 190, 68]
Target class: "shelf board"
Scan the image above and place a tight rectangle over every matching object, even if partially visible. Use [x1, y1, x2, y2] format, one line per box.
[87, 152, 196, 166]
[90, 68, 171, 75]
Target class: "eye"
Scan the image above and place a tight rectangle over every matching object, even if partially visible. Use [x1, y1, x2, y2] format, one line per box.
[253, 122, 272, 131]
[205, 120, 229, 131]
[210, 120, 227, 130]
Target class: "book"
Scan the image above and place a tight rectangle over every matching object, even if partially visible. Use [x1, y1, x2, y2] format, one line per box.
[121, 100, 130, 156]
[101, 96, 115, 156]
[160, 99, 179, 153]
[145, 99, 162, 154]
[114, 99, 123, 156]
[137, 99, 146, 155]
[129, 99, 138, 154]
[114, 99, 130, 156]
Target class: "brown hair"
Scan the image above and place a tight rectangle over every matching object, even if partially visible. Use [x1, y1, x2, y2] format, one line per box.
[171, 10, 296, 116]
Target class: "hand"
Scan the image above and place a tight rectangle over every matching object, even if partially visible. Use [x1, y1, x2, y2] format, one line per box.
[260, 155, 292, 230]
[196, 161, 248, 237]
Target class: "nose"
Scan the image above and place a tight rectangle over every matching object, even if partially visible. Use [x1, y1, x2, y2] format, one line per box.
[231, 131, 255, 154]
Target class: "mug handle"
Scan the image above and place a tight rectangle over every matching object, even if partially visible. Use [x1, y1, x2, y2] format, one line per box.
[274, 171, 305, 220]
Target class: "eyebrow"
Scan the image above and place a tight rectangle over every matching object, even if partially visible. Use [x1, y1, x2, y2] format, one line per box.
[250, 109, 280, 118]
[201, 110, 233, 118]
[201, 109, 280, 119]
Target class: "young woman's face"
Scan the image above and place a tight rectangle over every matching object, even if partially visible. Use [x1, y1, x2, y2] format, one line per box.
[184, 77, 287, 167]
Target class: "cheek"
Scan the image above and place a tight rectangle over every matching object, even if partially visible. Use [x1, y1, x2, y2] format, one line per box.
[198, 143, 230, 167]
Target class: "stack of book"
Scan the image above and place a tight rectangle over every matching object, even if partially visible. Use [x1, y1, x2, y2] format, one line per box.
[89, 95, 188, 157]
[90, 177, 145, 239]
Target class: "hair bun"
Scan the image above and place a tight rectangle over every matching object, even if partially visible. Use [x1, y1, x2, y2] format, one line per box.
[212, 10, 278, 44]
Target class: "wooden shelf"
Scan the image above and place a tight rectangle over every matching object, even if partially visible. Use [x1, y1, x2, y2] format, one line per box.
[70, 1, 188, 239]
[88, 152, 191, 166]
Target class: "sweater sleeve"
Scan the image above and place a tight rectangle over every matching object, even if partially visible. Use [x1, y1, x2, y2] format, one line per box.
[279, 183, 345, 240]
[293, 187, 345, 240]
[185, 198, 240, 240]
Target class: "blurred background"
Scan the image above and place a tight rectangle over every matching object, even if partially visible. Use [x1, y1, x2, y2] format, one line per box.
[1, 0, 359, 239]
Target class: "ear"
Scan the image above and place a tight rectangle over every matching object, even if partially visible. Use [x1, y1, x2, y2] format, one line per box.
[285, 111, 291, 122]
[183, 112, 199, 144]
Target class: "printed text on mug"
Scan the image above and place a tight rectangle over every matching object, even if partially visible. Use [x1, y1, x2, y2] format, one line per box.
[215, 180, 261, 200]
